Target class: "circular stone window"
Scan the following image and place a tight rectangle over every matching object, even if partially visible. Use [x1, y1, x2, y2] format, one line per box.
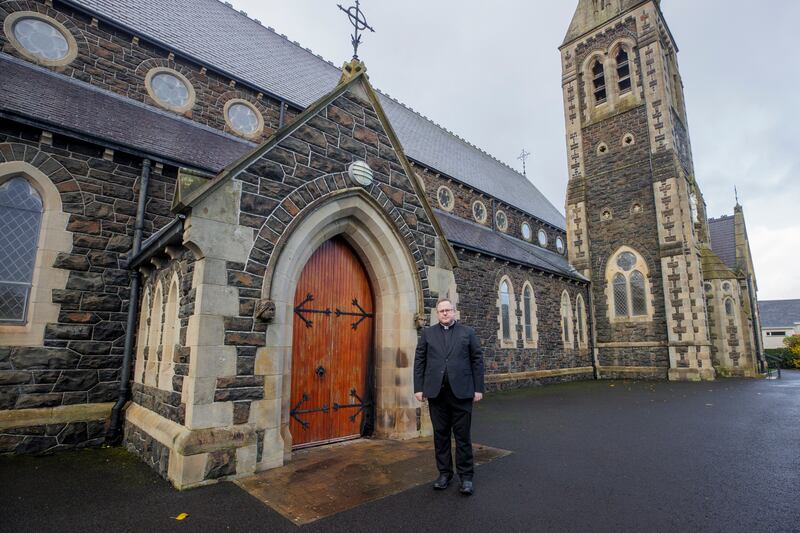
[556, 237, 565, 254]
[537, 229, 548, 247]
[4, 12, 78, 66]
[616, 252, 637, 271]
[495, 210, 508, 232]
[521, 222, 532, 241]
[145, 68, 195, 113]
[722, 282, 732, 292]
[437, 186, 454, 211]
[472, 200, 487, 224]
[224, 100, 263, 138]
[704, 282, 713, 293]
[597, 142, 609, 156]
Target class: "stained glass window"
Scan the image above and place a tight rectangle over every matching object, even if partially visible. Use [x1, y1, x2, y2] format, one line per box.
[592, 59, 607, 103]
[561, 292, 572, 347]
[227, 102, 261, 135]
[523, 285, 533, 342]
[616, 48, 631, 93]
[13, 17, 69, 61]
[472, 201, 486, 223]
[437, 187, 454, 211]
[576, 297, 585, 347]
[0, 177, 43, 323]
[631, 270, 647, 316]
[496, 211, 508, 232]
[150, 71, 191, 109]
[500, 281, 510, 340]
[616, 252, 636, 271]
[725, 298, 734, 316]
[521, 223, 532, 241]
[613, 273, 629, 317]
[538, 229, 548, 247]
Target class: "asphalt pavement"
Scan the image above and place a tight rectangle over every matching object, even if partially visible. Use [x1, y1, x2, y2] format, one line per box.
[1, 371, 798, 533]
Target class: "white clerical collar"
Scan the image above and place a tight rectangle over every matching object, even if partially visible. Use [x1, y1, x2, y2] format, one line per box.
[440, 321, 455, 330]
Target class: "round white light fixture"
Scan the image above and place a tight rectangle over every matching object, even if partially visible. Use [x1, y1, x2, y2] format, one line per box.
[349, 160, 373, 186]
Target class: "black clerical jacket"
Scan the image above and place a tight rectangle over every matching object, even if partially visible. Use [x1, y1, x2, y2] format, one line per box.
[413, 321, 485, 400]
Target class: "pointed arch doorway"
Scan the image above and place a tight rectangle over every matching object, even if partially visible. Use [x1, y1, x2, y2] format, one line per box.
[290, 236, 375, 448]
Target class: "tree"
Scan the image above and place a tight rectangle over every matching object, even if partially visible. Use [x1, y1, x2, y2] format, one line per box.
[783, 335, 800, 369]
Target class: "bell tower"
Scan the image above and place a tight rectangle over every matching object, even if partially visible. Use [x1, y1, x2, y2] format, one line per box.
[560, 0, 715, 381]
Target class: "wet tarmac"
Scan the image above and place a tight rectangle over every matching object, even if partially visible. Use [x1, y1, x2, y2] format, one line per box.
[1, 371, 798, 532]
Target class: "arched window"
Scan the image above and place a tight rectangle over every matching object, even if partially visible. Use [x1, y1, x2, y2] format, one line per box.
[592, 59, 607, 104]
[724, 298, 734, 317]
[158, 278, 180, 391]
[0, 177, 43, 324]
[500, 280, 511, 341]
[607, 248, 653, 321]
[134, 289, 151, 384]
[575, 294, 588, 349]
[145, 285, 163, 387]
[616, 48, 631, 93]
[561, 291, 574, 349]
[497, 277, 518, 348]
[521, 282, 538, 348]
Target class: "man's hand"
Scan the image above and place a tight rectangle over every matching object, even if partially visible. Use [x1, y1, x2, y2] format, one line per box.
[473, 392, 483, 403]
[415, 392, 425, 402]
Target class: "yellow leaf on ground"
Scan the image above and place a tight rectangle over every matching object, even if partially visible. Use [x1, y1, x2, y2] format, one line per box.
[175, 513, 189, 521]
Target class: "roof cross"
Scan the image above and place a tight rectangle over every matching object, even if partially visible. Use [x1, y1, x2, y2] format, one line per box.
[518, 148, 531, 178]
[338, 0, 375, 60]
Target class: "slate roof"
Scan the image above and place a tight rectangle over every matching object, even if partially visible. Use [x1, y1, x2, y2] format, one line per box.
[708, 215, 737, 270]
[62, 0, 566, 229]
[0, 54, 253, 172]
[435, 210, 585, 281]
[758, 300, 800, 329]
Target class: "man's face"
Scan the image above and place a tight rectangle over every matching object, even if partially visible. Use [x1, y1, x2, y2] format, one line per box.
[436, 302, 455, 325]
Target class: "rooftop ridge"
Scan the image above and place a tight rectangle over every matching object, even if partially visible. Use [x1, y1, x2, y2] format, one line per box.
[708, 214, 734, 222]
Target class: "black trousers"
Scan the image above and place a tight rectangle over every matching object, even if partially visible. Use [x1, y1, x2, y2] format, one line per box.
[428, 377, 474, 480]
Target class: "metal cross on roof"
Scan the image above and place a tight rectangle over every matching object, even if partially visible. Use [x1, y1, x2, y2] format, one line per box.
[338, 0, 375, 60]
[518, 149, 531, 178]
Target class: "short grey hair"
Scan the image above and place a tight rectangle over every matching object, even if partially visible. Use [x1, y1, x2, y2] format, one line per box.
[435, 298, 454, 309]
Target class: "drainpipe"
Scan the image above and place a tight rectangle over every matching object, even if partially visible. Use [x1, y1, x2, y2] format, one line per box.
[586, 283, 600, 380]
[106, 158, 151, 443]
[746, 275, 765, 373]
[279, 101, 286, 129]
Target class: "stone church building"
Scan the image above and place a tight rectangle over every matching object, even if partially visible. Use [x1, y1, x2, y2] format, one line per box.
[0, 0, 763, 487]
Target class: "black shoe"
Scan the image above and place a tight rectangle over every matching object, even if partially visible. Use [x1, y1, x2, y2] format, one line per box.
[432, 474, 452, 490]
[459, 479, 474, 495]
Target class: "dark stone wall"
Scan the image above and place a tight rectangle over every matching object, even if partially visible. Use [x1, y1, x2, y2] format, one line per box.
[0, 123, 176, 417]
[0, 1, 298, 142]
[579, 107, 669, 368]
[0, 419, 106, 455]
[452, 247, 593, 389]
[124, 420, 169, 479]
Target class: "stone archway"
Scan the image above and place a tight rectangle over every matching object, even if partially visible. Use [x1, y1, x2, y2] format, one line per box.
[255, 189, 425, 463]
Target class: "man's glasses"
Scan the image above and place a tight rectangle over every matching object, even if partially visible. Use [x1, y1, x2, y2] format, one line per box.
[437, 308, 454, 314]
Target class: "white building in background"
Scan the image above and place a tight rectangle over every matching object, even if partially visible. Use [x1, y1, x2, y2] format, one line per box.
[759, 299, 800, 349]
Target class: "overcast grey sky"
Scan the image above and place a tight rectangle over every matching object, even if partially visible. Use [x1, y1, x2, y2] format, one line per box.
[232, 0, 799, 301]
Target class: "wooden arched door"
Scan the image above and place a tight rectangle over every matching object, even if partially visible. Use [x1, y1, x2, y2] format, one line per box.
[290, 237, 374, 448]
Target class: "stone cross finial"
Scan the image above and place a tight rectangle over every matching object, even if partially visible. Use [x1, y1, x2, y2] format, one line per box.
[518, 149, 531, 178]
[338, 0, 375, 60]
